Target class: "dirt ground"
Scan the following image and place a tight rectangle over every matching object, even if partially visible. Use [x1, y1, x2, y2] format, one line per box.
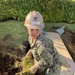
[50, 26, 75, 62]
[0, 27, 75, 75]
[61, 30, 75, 62]
[0, 35, 41, 75]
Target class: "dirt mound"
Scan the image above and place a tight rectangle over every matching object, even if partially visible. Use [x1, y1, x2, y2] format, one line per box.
[0, 34, 43, 75]
[61, 30, 75, 62]
[0, 34, 26, 58]
[0, 34, 34, 75]
[0, 53, 21, 75]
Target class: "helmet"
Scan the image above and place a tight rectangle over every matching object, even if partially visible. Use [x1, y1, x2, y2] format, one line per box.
[24, 11, 44, 29]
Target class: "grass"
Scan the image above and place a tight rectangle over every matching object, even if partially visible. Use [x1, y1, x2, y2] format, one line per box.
[0, 20, 75, 44]
[72, 0, 75, 2]
[0, 20, 28, 44]
[44, 22, 75, 32]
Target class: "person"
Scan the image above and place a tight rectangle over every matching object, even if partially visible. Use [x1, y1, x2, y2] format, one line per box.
[24, 11, 62, 75]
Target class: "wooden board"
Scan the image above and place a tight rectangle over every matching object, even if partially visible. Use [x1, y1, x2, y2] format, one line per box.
[47, 32, 75, 75]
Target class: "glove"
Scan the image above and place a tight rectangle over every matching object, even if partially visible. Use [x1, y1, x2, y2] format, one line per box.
[29, 62, 40, 73]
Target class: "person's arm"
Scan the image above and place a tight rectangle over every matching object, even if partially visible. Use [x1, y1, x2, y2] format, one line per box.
[22, 49, 32, 60]
[26, 49, 32, 57]
[29, 43, 54, 73]
[38, 44, 53, 68]
[38, 40, 62, 68]
[29, 61, 40, 73]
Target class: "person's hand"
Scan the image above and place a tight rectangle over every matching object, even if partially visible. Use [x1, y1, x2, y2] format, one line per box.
[29, 62, 40, 73]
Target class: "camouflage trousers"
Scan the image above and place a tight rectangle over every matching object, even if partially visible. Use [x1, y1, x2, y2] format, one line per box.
[43, 64, 61, 75]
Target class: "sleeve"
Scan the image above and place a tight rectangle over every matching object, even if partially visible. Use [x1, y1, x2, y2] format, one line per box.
[37, 43, 54, 68]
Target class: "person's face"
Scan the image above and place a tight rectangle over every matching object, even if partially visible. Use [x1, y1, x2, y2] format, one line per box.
[27, 28, 41, 39]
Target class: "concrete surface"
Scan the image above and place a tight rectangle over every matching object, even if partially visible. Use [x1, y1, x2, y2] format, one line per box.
[47, 32, 75, 75]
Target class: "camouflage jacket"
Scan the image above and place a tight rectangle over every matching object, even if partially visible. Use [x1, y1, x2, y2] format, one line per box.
[28, 32, 62, 70]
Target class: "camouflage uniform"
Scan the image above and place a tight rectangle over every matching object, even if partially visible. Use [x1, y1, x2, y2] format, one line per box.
[28, 32, 62, 75]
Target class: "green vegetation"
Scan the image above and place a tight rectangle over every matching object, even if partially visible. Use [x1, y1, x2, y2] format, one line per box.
[0, 20, 28, 44]
[0, 0, 75, 23]
[72, 0, 75, 2]
[0, 20, 75, 44]
[44, 22, 75, 32]
[16, 56, 34, 75]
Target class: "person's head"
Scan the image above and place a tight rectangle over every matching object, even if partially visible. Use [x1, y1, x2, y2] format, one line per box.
[24, 11, 44, 39]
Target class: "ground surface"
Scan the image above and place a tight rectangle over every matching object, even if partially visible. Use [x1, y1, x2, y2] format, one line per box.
[0, 26, 75, 75]
[0, 35, 41, 75]
[50, 26, 75, 62]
